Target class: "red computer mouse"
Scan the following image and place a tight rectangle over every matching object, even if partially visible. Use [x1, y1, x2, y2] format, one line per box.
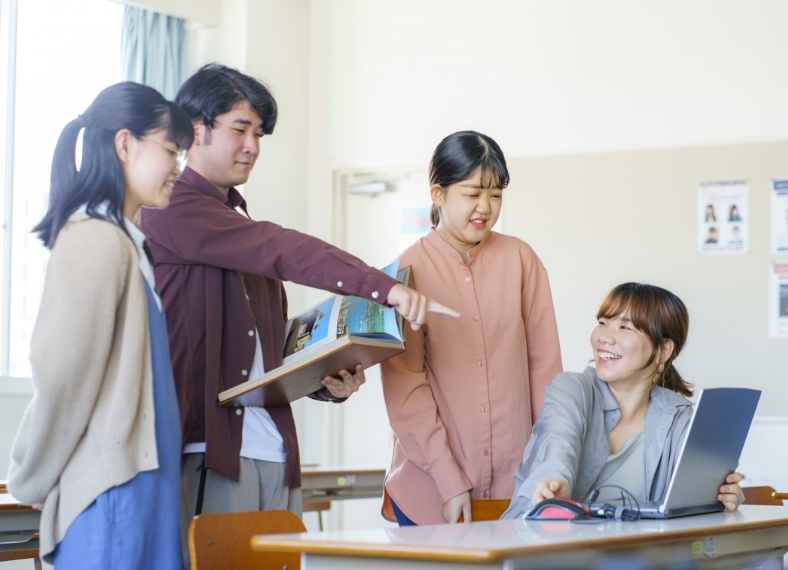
[524, 498, 590, 520]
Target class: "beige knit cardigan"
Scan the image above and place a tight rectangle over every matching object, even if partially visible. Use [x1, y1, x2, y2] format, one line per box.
[8, 213, 157, 563]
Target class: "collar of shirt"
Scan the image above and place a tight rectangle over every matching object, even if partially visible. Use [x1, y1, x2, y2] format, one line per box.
[125, 217, 162, 312]
[425, 227, 492, 265]
[586, 367, 622, 412]
[179, 166, 247, 211]
[585, 366, 693, 414]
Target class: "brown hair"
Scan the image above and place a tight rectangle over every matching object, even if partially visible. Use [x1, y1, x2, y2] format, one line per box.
[596, 282, 693, 397]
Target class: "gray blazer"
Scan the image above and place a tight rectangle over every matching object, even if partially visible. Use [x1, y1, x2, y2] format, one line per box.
[502, 367, 694, 519]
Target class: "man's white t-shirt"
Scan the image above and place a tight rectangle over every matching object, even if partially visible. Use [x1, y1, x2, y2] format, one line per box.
[182, 328, 286, 463]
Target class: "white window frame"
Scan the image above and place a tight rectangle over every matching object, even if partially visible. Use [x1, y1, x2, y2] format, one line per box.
[0, 0, 28, 393]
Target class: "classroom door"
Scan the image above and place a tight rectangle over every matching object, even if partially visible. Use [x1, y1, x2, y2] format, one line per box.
[332, 168, 433, 530]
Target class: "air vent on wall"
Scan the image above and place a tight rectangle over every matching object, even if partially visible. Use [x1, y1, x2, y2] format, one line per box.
[347, 181, 395, 194]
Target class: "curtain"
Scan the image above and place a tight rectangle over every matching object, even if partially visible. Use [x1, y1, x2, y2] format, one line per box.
[121, 6, 185, 100]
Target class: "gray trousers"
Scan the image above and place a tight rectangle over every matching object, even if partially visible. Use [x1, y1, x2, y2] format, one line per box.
[180, 453, 302, 570]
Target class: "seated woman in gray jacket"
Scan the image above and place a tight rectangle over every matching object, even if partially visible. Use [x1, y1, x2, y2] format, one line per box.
[502, 282, 743, 518]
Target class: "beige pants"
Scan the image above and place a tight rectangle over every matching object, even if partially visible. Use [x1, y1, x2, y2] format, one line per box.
[180, 453, 302, 570]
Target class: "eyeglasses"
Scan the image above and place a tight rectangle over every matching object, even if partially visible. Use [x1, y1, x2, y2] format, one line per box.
[145, 137, 188, 173]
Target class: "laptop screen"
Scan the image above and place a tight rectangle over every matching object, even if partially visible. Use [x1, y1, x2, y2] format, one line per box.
[659, 388, 760, 512]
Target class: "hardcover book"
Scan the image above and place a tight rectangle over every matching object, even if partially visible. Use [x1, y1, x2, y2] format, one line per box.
[219, 261, 410, 407]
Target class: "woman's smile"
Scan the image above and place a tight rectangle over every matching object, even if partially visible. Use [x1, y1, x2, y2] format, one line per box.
[590, 312, 660, 385]
[597, 349, 622, 362]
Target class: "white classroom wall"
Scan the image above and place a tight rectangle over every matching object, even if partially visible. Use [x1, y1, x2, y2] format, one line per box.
[0, 0, 785, 551]
[305, 0, 788, 216]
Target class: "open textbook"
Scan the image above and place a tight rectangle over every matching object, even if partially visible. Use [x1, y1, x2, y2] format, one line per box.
[219, 261, 410, 408]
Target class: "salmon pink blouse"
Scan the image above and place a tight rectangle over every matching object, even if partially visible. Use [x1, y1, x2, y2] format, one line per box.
[381, 229, 562, 525]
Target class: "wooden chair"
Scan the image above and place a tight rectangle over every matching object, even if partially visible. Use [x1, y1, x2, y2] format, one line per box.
[384, 493, 510, 524]
[302, 501, 331, 531]
[189, 510, 306, 570]
[742, 486, 787, 506]
[458, 499, 510, 522]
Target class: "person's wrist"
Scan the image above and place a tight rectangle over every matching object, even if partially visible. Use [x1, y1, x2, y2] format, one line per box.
[386, 283, 403, 304]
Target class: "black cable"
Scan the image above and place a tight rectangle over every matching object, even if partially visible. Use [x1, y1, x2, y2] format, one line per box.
[195, 455, 208, 516]
[587, 484, 641, 521]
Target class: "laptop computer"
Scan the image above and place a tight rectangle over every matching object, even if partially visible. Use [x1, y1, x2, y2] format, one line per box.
[589, 387, 761, 519]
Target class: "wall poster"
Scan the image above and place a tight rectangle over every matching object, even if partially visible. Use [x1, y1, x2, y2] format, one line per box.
[771, 179, 788, 255]
[769, 263, 788, 339]
[697, 180, 749, 255]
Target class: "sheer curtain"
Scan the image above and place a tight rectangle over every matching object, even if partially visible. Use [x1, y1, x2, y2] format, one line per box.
[121, 6, 185, 99]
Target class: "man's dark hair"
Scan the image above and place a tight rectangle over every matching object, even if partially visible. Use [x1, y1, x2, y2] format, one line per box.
[175, 63, 278, 134]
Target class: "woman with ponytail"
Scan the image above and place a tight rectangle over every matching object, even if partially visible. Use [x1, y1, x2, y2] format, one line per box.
[380, 131, 562, 526]
[8, 82, 193, 568]
[502, 283, 744, 519]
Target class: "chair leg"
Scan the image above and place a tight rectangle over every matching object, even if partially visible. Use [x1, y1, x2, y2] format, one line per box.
[33, 559, 42, 570]
[317, 511, 323, 531]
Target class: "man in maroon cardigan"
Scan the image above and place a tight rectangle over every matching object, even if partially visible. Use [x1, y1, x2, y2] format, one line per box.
[141, 64, 455, 566]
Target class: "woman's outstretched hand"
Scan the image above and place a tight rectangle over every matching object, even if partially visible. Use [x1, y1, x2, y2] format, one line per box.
[387, 284, 460, 330]
[533, 479, 571, 503]
[719, 472, 743, 511]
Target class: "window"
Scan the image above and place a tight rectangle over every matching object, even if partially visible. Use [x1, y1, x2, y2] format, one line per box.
[1, 0, 124, 379]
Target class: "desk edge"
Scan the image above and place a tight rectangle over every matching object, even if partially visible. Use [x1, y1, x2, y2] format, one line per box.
[251, 515, 788, 562]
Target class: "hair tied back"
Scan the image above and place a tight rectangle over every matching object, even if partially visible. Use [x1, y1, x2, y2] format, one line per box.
[74, 115, 87, 172]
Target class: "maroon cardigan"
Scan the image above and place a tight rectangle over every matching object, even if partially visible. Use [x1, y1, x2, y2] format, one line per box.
[141, 168, 397, 486]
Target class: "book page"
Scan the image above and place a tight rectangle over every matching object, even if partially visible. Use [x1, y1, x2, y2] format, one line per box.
[282, 260, 407, 365]
[336, 260, 404, 341]
[282, 296, 341, 365]
[336, 295, 401, 341]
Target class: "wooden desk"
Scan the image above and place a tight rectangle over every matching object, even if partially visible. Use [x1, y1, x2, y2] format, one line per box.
[252, 505, 788, 569]
[0, 494, 39, 541]
[299, 466, 384, 505]
[0, 494, 41, 566]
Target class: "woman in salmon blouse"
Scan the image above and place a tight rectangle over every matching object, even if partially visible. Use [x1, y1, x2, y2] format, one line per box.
[380, 131, 563, 525]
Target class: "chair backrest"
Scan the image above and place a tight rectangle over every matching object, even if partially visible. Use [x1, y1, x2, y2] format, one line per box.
[189, 510, 306, 570]
[742, 486, 784, 506]
[458, 499, 510, 522]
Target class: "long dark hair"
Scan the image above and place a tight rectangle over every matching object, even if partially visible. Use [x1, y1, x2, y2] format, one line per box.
[428, 131, 509, 227]
[34, 82, 194, 248]
[597, 282, 693, 397]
